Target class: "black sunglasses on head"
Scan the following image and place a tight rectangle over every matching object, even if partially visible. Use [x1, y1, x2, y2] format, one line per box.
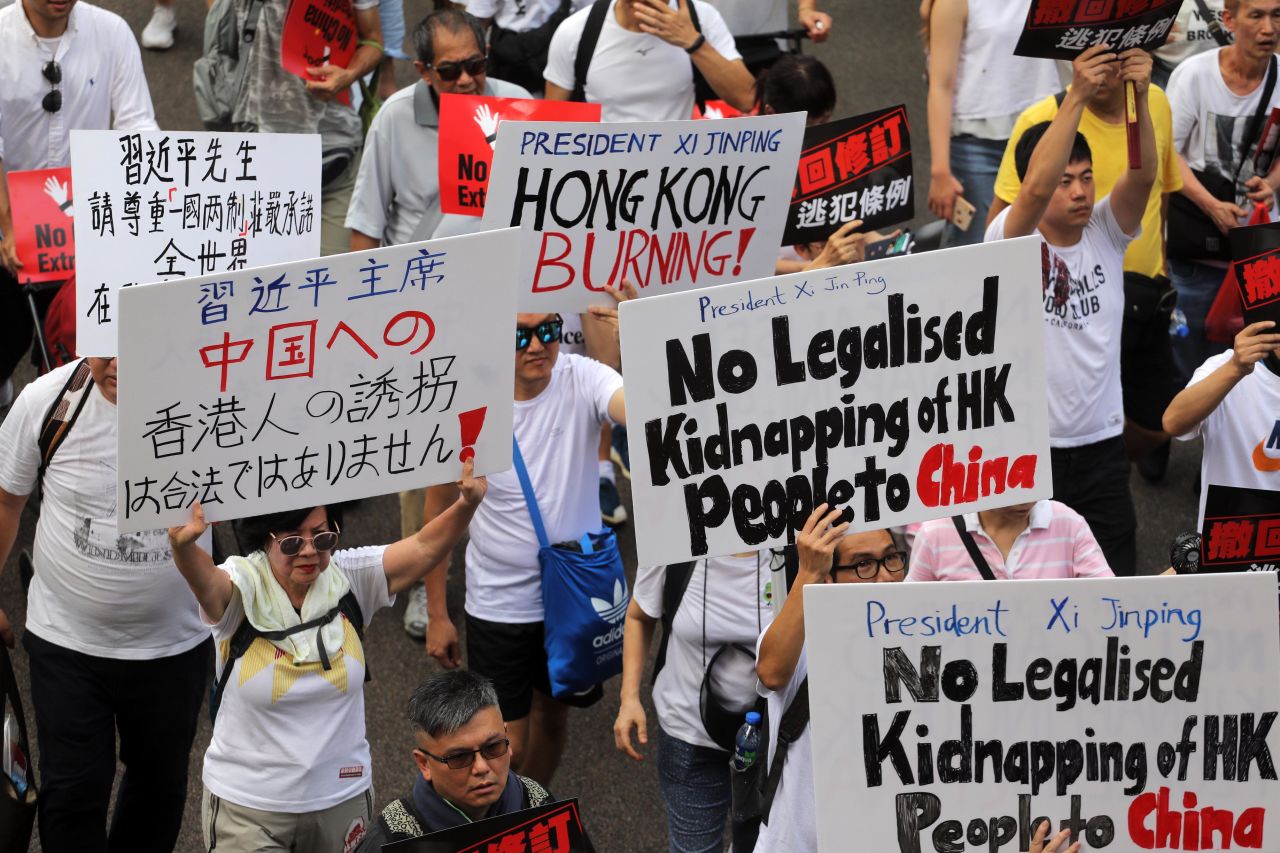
[427, 55, 486, 83]
[515, 315, 563, 351]
[42, 60, 61, 114]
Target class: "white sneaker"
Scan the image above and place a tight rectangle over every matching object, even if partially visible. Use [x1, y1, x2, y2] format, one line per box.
[402, 582, 428, 640]
[140, 4, 176, 51]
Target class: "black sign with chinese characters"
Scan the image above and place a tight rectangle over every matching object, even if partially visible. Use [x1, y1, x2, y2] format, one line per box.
[1013, 0, 1184, 61]
[1201, 484, 1280, 573]
[383, 799, 595, 853]
[783, 106, 913, 247]
[1229, 220, 1280, 327]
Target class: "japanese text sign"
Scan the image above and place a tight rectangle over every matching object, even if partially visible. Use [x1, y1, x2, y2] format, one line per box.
[438, 94, 602, 217]
[1014, 0, 1182, 60]
[805, 574, 1280, 852]
[480, 113, 805, 313]
[1229, 221, 1280, 327]
[71, 130, 321, 357]
[384, 799, 595, 852]
[115, 228, 520, 534]
[783, 106, 914, 246]
[1202, 484, 1280, 573]
[281, 0, 356, 105]
[5, 167, 74, 286]
[618, 237, 1052, 566]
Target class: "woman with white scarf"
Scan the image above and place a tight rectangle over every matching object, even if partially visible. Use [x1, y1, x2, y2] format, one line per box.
[167, 461, 486, 853]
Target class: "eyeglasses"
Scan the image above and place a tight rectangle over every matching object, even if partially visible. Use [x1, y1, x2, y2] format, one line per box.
[427, 55, 486, 83]
[269, 523, 341, 557]
[832, 551, 908, 580]
[421, 738, 510, 770]
[515, 315, 563, 351]
[42, 60, 61, 114]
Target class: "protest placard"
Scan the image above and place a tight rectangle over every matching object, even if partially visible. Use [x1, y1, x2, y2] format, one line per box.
[1014, 0, 1181, 60]
[438, 94, 601, 217]
[1201, 484, 1280, 574]
[384, 799, 595, 852]
[480, 113, 805, 313]
[115, 228, 519, 534]
[783, 105, 913, 246]
[1228, 221, 1280, 327]
[618, 237, 1052, 567]
[5, 167, 74, 286]
[280, 0, 355, 105]
[805, 573, 1280, 852]
[71, 130, 321, 357]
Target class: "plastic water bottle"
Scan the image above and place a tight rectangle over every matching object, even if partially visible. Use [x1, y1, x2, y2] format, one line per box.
[1169, 308, 1189, 339]
[731, 711, 762, 771]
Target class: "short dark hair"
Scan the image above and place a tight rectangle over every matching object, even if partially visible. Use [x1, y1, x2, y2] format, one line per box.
[756, 55, 836, 120]
[1014, 120, 1093, 182]
[233, 504, 346, 555]
[413, 9, 485, 66]
[407, 670, 501, 738]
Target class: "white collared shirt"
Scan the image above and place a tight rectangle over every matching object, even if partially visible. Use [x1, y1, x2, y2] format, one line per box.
[0, 0, 157, 171]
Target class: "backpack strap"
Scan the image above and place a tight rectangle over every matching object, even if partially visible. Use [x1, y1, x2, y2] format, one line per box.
[1054, 90, 1066, 108]
[651, 561, 696, 686]
[760, 676, 809, 822]
[684, 0, 709, 112]
[571, 0, 612, 103]
[952, 516, 998, 581]
[1193, 0, 1231, 48]
[36, 359, 94, 497]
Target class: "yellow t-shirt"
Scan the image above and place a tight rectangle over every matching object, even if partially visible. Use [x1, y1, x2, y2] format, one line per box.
[993, 86, 1184, 279]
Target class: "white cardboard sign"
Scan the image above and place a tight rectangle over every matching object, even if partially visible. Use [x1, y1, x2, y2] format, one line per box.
[480, 113, 804, 312]
[805, 573, 1280, 852]
[72, 130, 321, 356]
[619, 238, 1052, 567]
[116, 229, 520, 533]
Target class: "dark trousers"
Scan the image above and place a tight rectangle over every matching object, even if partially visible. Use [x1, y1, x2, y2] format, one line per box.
[0, 267, 58, 381]
[1051, 436, 1137, 576]
[23, 631, 210, 853]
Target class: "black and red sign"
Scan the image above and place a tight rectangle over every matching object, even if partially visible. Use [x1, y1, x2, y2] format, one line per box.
[1201, 484, 1280, 573]
[1229, 220, 1280, 327]
[783, 105, 913, 246]
[383, 798, 595, 853]
[1014, 0, 1183, 60]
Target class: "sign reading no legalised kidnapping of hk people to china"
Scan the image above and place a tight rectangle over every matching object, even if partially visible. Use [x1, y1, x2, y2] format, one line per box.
[1014, 0, 1181, 61]
[804, 573, 1280, 853]
[71, 130, 321, 357]
[618, 237, 1052, 568]
[114, 228, 520, 535]
[480, 113, 805, 313]
[784, 105, 914, 247]
[5, 166, 74, 286]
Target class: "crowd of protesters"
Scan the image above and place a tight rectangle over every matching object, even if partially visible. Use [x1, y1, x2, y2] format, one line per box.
[0, 0, 1276, 851]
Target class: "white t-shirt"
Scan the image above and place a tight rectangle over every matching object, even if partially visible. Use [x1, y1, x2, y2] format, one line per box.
[465, 353, 622, 623]
[633, 554, 773, 750]
[753, 639, 813, 853]
[464, 0, 588, 32]
[1177, 352, 1280, 528]
[1169, 48, 1280, 210]
[202, 545, 393, 813]
[985, 198, 1136, 447]
[544, 0, 740, 123]
[1155, 1, 1229, 70]
[0, 363, 208, 659]
[701, 0, 783, 38]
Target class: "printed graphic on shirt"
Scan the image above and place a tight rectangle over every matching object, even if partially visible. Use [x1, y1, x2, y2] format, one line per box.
[1041, 242, 1106, 331]
[1253, 418, 1280, 472]
[229, 616, 365, 704]
[72, 460, 172, 568]
[1205, 110, 1266, 205]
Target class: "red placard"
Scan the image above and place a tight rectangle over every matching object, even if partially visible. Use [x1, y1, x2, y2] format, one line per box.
[280, 0, 356, 106]
[437, 94, 602, 216]
[693, 100, 748, 120]
[6, 166, 75, 286]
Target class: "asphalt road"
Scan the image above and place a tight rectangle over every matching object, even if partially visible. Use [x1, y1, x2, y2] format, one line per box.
[0, 1, 1202, 850]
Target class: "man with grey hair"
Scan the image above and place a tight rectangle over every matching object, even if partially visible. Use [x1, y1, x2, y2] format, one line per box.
[356, 670, 553, 849]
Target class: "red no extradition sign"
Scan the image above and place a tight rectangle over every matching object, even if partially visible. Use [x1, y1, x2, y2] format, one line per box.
[6, 166, 75, 286]
[280, 0, 356, 105]
[437, 94, 602, 216]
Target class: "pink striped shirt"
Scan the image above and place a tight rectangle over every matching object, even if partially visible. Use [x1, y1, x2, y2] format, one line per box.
[906, 500, 1113, 582]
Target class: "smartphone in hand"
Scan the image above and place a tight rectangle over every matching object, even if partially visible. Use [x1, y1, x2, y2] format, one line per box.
[950, 195, 976, 231]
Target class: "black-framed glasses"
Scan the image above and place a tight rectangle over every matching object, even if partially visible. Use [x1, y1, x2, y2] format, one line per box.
[42, 60, 61, 114]
[515, 315, 563, 350]
[421, 738, 510, 770]
[269, 522, 341, 557]
[833, 551, 908, 579]
[427, 55, 486, 82]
